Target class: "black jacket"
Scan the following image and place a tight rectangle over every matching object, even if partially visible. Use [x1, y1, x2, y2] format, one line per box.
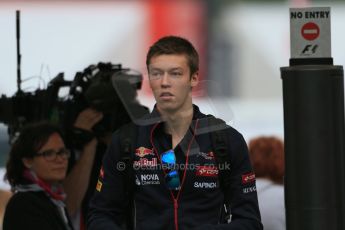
[88, 105, 262, 230]
[3, 191, 73, 230]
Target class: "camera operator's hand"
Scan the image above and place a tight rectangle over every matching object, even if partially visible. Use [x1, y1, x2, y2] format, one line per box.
[74, 108, 103, 131]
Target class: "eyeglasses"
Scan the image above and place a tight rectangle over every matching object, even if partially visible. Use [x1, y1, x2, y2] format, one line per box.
[36, 148, 71, 161]
[161, 149, 180, 190]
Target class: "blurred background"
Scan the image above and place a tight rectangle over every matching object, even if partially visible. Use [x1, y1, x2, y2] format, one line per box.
[0, 0, 344, 189]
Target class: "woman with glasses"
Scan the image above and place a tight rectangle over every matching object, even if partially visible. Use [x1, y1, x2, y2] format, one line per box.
[3, 122, 73, 230]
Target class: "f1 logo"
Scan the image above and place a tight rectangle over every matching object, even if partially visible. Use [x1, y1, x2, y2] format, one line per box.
[301, 44, 318, 55]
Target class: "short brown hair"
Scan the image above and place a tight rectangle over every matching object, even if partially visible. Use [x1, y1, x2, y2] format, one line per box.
[146, 35, 199, 75]
[248, 136, 285, 184]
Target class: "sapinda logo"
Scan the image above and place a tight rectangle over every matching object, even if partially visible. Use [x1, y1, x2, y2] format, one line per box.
[194, 182, 217, 189]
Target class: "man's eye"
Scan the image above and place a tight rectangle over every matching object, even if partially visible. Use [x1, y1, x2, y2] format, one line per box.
[150, 72, 161, 77]
[171, 72, 182, 77]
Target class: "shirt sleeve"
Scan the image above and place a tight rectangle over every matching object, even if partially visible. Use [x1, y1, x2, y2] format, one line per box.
[87, 131, 129, 230]
[224, 128, 263, 229]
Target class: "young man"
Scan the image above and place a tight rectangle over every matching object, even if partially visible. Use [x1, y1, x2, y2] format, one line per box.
[87, 36, 263, 229]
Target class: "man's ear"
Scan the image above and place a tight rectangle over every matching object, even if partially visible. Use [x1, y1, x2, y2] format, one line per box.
[191, 71, 199, 88]
[22, 158, 33, 169]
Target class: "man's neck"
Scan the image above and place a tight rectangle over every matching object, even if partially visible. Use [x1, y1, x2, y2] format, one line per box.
[159, 105, 194, 147]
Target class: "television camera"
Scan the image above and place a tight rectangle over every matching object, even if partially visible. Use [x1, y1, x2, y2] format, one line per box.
[0, 62, 145, 145]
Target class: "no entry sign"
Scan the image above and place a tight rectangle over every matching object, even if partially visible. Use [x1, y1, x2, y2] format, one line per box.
[301, 22, 320, 41]
[290, 7, 331, 58]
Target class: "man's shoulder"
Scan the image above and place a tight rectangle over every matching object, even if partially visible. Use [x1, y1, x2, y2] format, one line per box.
[197, 114, 244, 139]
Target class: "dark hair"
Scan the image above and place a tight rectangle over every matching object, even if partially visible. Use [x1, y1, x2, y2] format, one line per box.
[4, 122, 63, 188]
[146, 35, 199, 75]
[248, 136, 285, 184]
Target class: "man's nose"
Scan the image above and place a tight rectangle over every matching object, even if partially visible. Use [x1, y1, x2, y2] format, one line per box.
[160, 72, 170, 87]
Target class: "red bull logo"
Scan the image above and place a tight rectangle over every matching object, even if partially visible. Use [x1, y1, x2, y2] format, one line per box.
[134, 158, 158, 167]
[135, 147, 154, 158]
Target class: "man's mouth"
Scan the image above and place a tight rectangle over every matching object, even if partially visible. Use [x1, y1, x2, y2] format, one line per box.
[160, 92, 174, 98]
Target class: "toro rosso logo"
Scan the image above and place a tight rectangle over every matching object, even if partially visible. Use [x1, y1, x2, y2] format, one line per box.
[196, 166, 219, 177]
[135, 147, 154, 158]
